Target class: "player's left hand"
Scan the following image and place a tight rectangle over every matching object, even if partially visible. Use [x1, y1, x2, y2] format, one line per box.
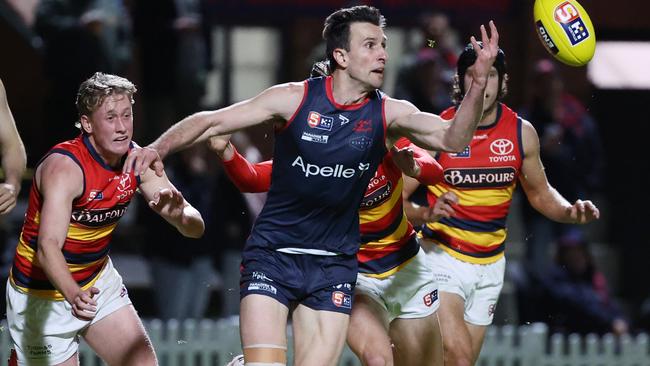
[566, 199, 600, 224]
[0, 183, 17, 215]
[123, 146, 164, 177]
[392, 146, 420, 178]
[149, 187, 185, 219]
[468, 20, 499, 86]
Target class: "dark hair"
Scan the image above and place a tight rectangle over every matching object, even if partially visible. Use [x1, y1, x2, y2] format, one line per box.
[322, 5, 386, 71]
[75, 72, 136, 130]
[452, 42, 507, 104]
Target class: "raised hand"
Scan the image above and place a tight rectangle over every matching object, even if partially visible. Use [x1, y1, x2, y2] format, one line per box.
[468, 21, 500, 84]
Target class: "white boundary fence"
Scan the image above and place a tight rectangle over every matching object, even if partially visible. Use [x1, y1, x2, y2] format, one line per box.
[1, 320, 649, 365]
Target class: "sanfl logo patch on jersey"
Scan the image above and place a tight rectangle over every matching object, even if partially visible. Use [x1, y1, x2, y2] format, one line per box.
[307, 111, 333, 131]
[88, 190, 103, 201]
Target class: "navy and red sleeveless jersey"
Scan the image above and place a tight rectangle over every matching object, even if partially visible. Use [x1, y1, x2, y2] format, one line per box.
[10, 135, 139, 300]
[247, 76, 387, 256]
[421, 103, 524, 264]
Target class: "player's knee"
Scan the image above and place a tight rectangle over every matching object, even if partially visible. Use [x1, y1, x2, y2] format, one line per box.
[243, 344, 287, 366]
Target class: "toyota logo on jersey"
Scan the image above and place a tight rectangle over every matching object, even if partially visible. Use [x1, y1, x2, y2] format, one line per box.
[490, 139, 514, 155]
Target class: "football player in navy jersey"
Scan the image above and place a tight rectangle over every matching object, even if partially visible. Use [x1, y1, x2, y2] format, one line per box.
[125, 6, 500, 365]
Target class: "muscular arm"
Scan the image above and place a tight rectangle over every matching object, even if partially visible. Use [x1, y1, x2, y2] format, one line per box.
[0, 79, 27, 214]
[386, 22, 498, 152]
[35, 155, 87, 304]
[138, 167, 205, 238]
[519, 119, 599, 223]
[124, 82, 304, 176]
[160, 83, 302, 156]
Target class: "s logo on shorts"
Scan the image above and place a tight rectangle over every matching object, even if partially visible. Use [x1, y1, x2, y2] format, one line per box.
[331, 291, 352, 309]
[423, 289, 439, 307]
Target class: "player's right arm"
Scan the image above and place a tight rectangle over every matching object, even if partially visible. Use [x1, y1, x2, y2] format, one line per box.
[35, 154, 99, 319]
[124, 82, 305, 176]
[207, 135, 272, 193]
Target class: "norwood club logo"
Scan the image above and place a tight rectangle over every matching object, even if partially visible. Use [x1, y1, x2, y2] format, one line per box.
[307, 111, 334, 131]
[554, 1, 590, 46]
[444, 167, 517, 188]
[353, 119, 372, 133]
[332, 291, 352, 309]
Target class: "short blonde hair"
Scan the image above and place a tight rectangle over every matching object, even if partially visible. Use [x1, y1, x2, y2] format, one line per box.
[75, 72, 136, 129]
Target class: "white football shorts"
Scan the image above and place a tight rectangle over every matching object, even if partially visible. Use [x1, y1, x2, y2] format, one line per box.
[6, 258, 132, 365]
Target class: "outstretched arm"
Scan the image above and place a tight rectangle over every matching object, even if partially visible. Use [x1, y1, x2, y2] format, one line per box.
[0, 79, 27, 214]
[519, 119, 599, 224]
[207, 134, 272, 193]
[138, 168, 205, 238]
[386, 21, 499, 152]
[124, 82, 305, 176]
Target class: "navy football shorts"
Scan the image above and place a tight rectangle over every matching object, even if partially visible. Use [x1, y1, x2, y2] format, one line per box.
[240, 246, 357, 314]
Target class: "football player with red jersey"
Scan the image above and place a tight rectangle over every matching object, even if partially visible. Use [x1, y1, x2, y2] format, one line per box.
[403, 44, 600, 366]
[6, 73, 205, 366]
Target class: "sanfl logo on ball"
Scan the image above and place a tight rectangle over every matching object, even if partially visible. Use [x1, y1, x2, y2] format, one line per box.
[554, 1, 590, 46]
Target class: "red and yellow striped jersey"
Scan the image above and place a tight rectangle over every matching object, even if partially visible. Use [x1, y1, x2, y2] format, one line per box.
[10, 135, 139, 300]
[421, 103, 523, 264]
